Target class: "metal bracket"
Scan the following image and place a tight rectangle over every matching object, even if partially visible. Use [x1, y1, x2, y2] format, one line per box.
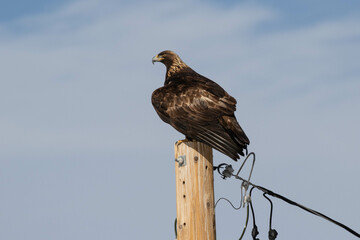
[175, 155, 186, 167]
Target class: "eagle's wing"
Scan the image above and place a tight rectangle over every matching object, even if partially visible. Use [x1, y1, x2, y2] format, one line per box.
[152, 82, 249, 160]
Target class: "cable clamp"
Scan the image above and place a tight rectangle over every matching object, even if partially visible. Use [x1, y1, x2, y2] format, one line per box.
[221, 164, 234, 179]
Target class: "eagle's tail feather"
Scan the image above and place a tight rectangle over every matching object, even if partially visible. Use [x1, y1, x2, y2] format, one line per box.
[197, 132, 239, 160]
[197, 126, 244, 161]
[218, 115, 250, 157]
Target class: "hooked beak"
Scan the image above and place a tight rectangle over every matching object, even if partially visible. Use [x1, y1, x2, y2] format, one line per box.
[152, 55, 163, 64]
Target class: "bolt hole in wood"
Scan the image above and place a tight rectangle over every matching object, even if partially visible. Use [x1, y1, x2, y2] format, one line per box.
[182, 181, 185, 184]
[183, 194, 186, 198]
[194, 156, 198, 162]
[183, 222, 186, 226]
[205, 165, 208, 169]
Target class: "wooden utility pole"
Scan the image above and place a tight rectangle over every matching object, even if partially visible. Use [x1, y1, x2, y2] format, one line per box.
[174, 141, 216, 240]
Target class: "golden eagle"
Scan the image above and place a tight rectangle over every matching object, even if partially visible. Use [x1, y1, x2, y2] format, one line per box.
[152, 50, 249, 161]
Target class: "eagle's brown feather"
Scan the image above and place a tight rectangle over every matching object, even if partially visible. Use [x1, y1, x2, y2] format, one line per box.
[152, 50, 249, 161]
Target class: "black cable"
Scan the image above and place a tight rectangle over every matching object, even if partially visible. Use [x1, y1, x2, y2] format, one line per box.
[263, 193, 278, 240]
[214, 163, 231, 178]
[215, 152, 360, 239]
[174, 218, 177, 238]
[249, 187, 259, 240]
[263, 193, 274, 230]
[249, 187, 256, 227]
[233, 175, 360, 238]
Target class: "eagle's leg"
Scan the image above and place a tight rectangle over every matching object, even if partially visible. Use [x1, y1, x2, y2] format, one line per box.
[175, 136, 195, 145]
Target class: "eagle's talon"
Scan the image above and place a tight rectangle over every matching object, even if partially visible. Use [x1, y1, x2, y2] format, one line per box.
[175, 139, 190, 145]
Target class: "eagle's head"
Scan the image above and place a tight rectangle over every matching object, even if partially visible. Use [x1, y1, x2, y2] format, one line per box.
[152, 50, 190, 80]
[152, 50, 184, 68]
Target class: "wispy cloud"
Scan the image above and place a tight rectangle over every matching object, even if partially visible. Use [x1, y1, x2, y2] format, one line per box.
[0, 1, 359, 239]
[0, 0, 276, 158]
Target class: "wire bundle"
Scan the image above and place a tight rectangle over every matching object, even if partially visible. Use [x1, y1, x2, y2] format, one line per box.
[214, 152, 360, 239]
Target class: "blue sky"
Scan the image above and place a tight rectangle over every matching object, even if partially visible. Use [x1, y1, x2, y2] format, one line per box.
[0, 0, 70, 22]
[0, 0, 359, 239]
[2, 0, 360, 24]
